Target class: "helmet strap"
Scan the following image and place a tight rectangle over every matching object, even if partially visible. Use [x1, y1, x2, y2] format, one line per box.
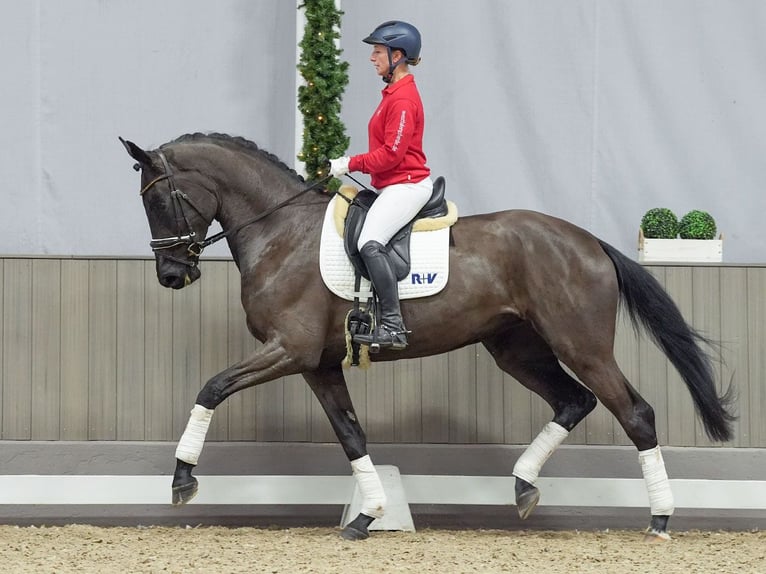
[382, 46, 403, 84]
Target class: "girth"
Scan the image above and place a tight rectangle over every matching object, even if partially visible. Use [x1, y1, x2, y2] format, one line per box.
[343, 176, 448, 281]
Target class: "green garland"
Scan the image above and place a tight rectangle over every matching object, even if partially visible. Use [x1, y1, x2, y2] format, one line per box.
[297, 0, 349, 188]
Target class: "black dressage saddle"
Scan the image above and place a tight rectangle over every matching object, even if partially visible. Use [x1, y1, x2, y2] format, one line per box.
[342, 176, 448, 281]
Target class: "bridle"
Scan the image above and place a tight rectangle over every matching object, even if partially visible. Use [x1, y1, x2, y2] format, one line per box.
[138, 150, 332, 263]
[139, 151, 211, 262]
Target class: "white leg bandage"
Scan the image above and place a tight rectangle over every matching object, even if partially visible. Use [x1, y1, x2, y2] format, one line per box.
[512, 422, 569, 485]
[639, 445, 675, 516]
[351, 455, 387, 519]
[175, 404, 214, 465]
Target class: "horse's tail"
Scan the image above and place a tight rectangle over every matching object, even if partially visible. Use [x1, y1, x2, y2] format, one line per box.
[598, 239, 736, 442]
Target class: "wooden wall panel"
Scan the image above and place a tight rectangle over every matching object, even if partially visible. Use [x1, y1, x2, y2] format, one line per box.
[143, 260, 173, 441]
[60, 260, 90, 440]
[420, 354, 449, 443]
[171, 281, 201, 439]
[475, 345, 505, 444]
[692, 267, 722, 447]
[365, 362, 395, 442]
[448, 346, 477, 443]
[88, 261, 117, 440]
[0, 261, 3, 435]
[0, 258, 762, 449]
[747, 268, 766, 446]
[116, 260, 145, 440]
[3, 260, 32, 439]
[720, 268, 750, 447]
[31, 260, 61, 440]
[393, 358, 422, 443]
[664, 267, 697, 446]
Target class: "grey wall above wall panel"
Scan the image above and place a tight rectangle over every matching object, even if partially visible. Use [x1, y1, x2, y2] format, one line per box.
[2, 0, 296, 257]
[3, 1, 765, 262]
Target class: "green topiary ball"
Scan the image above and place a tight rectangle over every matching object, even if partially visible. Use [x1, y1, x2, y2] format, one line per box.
[678, 210, 717, 239]
[641, 208, 679, 239]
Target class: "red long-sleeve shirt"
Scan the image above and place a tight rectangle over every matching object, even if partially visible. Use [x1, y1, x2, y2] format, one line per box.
[349, 74, 430, 189]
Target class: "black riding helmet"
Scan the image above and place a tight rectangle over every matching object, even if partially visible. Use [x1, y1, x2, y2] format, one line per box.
[363, 20, 421, 82]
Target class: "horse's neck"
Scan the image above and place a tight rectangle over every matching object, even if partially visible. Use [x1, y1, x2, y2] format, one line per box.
[213, 164, 324, 264]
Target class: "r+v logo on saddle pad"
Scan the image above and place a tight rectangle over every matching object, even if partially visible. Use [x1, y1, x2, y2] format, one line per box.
[410, 272, 438, 284]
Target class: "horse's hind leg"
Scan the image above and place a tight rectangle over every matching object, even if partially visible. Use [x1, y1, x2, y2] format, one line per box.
[482, 326, 597, 520]
[303, 366, 384, 541]
[565, 355, 674, 541]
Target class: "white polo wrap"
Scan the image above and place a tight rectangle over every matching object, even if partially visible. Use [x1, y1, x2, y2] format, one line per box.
[512, 422, 569, 485]
[175, 404, 214, 465]
[351, 455, 387, 519]
[639, 445, 675, 516]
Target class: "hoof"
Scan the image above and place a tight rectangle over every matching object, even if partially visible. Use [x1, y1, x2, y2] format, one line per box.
[643, 515, 671, 542]
[171, 477, 198, 506]
[340, 513, 375, 541]
[643, 529, 672, 543]
[515, 478, 540, 520]
[340, 525, 370, 541]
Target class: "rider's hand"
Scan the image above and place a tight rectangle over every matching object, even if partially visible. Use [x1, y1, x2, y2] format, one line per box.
[329, 157, 350, 178]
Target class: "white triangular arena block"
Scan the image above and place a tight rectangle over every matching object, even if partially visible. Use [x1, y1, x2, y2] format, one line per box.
[340, 465, 415, 532]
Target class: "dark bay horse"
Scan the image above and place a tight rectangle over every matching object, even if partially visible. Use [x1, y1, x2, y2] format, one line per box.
[121, 133, 734, 541]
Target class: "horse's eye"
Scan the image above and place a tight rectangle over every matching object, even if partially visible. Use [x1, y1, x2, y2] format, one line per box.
[133, 163, 141, 172]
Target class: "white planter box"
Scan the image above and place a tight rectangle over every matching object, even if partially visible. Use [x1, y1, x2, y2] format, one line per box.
[637, 229, 723, 263]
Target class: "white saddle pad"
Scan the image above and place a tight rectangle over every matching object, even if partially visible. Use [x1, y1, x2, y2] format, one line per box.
[319, 195, 450, 301]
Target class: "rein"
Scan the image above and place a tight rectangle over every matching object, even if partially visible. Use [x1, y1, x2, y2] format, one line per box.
[199, 174, 332, 250]
[142, 150, 332, 257]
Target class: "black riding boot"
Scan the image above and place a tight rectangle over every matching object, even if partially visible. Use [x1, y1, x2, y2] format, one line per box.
[353, 241, 408, 351]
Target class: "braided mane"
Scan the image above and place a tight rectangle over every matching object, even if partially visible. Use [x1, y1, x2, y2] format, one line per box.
[165, 132, 305, 183]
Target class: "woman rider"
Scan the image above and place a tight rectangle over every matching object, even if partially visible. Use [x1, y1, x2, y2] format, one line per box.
[330, 20, 432, 351]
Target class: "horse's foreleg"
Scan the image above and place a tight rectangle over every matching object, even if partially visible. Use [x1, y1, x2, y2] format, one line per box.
[483, 330, 597, 520]
[303, 367, 385, 541]
[172, 340, 305, 505]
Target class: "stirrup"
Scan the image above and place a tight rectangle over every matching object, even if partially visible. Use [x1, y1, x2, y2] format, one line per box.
[353, 325, 409, 353]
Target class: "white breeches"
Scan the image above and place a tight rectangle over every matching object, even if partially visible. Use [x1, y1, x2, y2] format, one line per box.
[357, 178, 433, 250]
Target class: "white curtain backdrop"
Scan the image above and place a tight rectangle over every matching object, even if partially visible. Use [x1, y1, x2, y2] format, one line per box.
[2, 1, 764, 262]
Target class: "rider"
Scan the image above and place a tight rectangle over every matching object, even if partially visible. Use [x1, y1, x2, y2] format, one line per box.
[330, 20, 433, 351]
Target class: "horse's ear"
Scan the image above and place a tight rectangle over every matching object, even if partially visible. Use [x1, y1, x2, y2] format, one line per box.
[119, 137, 152, 169]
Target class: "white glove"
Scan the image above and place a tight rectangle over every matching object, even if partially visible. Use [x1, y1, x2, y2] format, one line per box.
[329, 156, 350, 178]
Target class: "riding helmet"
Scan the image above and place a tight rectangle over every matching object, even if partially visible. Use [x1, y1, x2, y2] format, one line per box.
[363, 20, 421, 65]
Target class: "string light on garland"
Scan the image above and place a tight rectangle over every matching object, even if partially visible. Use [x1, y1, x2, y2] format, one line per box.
[297, 0, 349, 190]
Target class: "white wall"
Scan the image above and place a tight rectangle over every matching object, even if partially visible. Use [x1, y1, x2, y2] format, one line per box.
[2, 1, 764, 262]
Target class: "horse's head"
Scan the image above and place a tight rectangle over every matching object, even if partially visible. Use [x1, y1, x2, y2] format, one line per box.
[120, 138, 218, 289]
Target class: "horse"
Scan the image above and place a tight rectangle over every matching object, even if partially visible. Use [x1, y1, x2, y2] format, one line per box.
[120, 132, 735, 542]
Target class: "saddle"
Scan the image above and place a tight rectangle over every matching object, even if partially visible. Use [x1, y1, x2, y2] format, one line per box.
[336, 176, 451, 368]
[342, 176, 449, 280]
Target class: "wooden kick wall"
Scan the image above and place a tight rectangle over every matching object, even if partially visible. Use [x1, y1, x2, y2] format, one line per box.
[0, 257, 763, 448]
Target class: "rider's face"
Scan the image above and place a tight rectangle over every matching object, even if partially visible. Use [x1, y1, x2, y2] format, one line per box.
[370, 44, 403, 77]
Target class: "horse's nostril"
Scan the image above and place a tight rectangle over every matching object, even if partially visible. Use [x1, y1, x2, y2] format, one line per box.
[160, 274, 184, 289]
